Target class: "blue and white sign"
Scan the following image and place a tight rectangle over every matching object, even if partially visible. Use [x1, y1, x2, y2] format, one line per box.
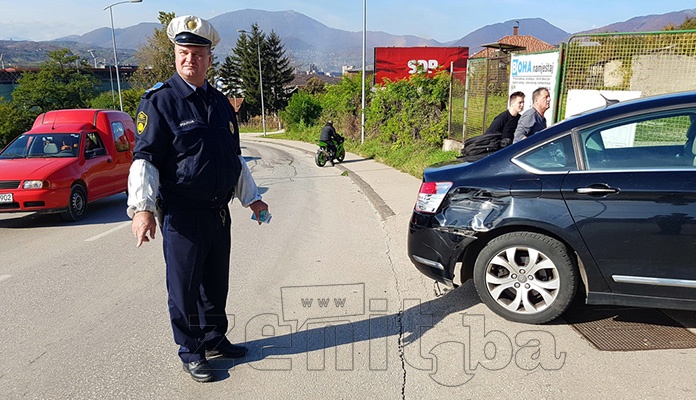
[509, 51, 560, 123]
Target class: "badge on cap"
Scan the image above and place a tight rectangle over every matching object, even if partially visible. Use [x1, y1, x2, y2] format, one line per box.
[166, 15, 220, 49]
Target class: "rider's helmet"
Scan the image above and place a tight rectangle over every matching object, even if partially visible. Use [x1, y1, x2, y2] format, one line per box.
[327, 120, 333, 126]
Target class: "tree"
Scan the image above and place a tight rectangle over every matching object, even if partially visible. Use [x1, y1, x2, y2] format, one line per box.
[264, 31, 295, 114]
[305, 77, 327, 95]
[11, 49, 99, 115]
[130, 12, 176, 89]
[319, 74, 365, 135]
[280, 91, 322, 131]
[90, 88, 144, 120]
[220, 24, 265, 120]
[663, 17, 696, 31]
[679, 17, 696, 30]
[219, 23, 294, 120]
[0, 99, 34, 146]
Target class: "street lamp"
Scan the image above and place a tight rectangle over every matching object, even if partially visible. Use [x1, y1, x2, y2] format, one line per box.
[361, 0, 366, 144]
[104, 0, 142, 112]
[87, 49, 97, 68]
[106, 58, 115, 106]
[238, 29, 266, 137]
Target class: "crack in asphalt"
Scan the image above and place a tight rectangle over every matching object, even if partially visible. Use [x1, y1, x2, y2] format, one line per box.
[244, 143, 299, 189]
[283, 155, 298, 182]
[28, 350, 47, 364]
[382, 221, 408, 400]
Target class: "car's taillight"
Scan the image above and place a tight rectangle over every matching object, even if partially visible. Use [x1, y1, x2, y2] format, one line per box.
[415, 181, 452, 214]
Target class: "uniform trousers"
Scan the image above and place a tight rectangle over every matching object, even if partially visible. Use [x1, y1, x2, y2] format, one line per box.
[162, 202, 232, 363]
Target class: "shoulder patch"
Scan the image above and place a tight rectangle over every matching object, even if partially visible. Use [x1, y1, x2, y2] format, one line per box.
[136, 111, 148, 135]
[146, 82, 164, 93]
[142, 82, 164, 99]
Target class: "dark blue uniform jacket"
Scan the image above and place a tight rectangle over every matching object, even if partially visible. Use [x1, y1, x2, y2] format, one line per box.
[133, 73, 242, 208]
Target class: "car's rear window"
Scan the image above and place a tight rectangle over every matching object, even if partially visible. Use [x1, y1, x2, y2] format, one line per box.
[516, 134, 577, 172]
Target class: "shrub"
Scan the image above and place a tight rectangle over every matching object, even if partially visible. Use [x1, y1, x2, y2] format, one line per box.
[365, 71, 450, 146]
[280, 91, 322, 132]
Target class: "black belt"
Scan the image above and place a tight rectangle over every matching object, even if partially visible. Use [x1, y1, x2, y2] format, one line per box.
[158, 192, 234, 210]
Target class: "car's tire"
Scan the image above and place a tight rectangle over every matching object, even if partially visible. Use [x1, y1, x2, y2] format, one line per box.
[315, 150, 327, 167]
[61, 184, 88, 222]
[472, 232, 577, 324]
[336, 148, 345, 162]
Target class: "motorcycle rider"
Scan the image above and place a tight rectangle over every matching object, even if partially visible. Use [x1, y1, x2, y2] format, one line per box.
[319, 120, 339, 164]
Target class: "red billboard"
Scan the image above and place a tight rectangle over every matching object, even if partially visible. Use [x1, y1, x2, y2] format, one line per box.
[374, 47, 469, 84]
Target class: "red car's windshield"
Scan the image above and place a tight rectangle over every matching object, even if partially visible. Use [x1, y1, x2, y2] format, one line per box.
[0, 133, 81, 159]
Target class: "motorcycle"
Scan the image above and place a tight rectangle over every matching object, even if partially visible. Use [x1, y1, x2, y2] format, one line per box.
[315, 135, 345, 167]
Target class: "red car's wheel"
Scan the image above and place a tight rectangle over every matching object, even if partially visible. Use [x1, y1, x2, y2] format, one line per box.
[61, 184, 87, 222]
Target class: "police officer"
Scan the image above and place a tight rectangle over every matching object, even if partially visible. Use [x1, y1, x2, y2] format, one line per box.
[127, 15, 269, 383]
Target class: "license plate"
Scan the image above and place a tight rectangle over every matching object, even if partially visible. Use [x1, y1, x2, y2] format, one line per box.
[0, 193, 13, 203]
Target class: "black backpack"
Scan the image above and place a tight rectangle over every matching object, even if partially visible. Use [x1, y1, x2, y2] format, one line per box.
[459, 133, 502, 162]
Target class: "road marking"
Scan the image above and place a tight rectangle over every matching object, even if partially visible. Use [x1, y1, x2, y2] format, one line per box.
[85, 221, 132, 242]
[0, 275, 11, 283]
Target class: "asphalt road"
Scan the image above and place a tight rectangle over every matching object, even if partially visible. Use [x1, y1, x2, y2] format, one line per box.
[1, 137, 695, 399]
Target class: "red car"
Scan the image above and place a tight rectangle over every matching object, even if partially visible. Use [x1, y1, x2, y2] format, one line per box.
[0, 109, 136, 221]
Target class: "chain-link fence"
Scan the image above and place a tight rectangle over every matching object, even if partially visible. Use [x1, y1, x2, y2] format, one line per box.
[453, 55, 510, 142]
[558, 30, 696, 120]
[448, 70, 466, 141]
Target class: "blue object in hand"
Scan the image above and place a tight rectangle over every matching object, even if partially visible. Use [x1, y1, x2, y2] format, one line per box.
[251, 209, 272, 224]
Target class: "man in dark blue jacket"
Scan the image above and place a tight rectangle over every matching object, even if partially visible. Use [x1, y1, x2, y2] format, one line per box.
[127, 15, 269, 383]
[485, 91, 525, 147]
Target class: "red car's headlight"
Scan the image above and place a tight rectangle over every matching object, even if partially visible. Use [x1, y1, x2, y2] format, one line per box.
[23, 180, 47, 189]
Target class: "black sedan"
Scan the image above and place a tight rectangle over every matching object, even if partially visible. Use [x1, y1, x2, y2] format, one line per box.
[408, 90, 696, 324]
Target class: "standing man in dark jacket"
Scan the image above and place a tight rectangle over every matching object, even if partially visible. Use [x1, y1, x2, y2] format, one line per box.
[485, 91, 525, 147]
[126, 15, 269, 383]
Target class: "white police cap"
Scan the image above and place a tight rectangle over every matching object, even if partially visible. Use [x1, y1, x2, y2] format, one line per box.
[166, 15, 220, 49]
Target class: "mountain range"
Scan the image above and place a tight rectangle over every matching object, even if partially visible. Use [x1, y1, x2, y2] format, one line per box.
[2, 8, 695, 73]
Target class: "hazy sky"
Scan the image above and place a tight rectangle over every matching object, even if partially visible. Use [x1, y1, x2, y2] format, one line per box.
[1, 0, 694, 42]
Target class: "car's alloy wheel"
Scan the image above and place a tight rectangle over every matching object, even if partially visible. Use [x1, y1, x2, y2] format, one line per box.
[62, 184, 87, 222]
[473, 232, 577, 324]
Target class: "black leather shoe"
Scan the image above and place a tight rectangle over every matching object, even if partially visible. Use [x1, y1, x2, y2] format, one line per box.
[205, 340, 248, 359]
[182, 359, 214, 382]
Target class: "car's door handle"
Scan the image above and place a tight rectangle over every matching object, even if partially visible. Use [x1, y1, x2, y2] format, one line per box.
[575, 186, 619, 195]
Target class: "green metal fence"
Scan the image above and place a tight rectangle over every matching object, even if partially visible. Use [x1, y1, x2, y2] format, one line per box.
[456, 55, 510, 142]
[558, 30, 696, 120]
